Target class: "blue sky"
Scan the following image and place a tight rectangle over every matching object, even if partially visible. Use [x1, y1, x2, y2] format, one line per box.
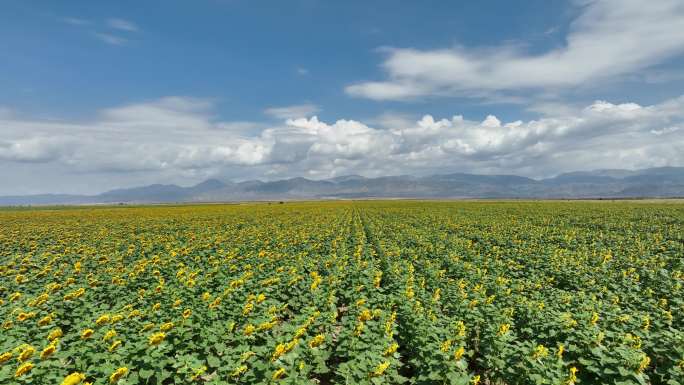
[1, 0, 684, 194]
[2, 0, 576, 122]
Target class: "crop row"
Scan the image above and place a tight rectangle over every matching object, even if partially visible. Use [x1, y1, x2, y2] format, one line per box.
[0, 201, 682, 384]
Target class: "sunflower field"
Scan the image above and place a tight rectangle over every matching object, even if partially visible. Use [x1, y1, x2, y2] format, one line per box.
[0, 201, 683, 385]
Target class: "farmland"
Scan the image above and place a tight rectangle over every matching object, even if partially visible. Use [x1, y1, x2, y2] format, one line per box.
[0, 201, 683, 385]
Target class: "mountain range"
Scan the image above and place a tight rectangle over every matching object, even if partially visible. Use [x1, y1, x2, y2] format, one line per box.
[2, 167, 684, 205]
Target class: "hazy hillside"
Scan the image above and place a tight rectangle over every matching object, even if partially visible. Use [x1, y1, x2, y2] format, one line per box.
[2, 167, 683, 205]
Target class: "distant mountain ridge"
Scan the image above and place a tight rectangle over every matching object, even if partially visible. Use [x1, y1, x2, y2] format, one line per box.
[2, 167, 684, 205]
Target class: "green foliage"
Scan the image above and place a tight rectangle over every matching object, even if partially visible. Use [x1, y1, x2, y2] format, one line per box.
[0, 201, 683, 384]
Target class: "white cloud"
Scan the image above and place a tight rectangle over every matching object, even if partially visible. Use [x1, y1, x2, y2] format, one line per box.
[0, 137, 72, 163]
[346, 0, 684, 100]
[214, 121, 264, 135]
[651, 126, 680, 136]
[107, 18, 139, 32]
[93, 32, 127, 46]
[100, 96, 213, 128]
[284, 116, 398, 159]
[0, 95, 683, 194]
[481, 115, 501, 128]
[63, 17, 137, 45]
[264, 104, 320, 120]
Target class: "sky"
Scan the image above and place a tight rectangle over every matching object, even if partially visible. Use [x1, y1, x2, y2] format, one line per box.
[1, 0, 684, 195]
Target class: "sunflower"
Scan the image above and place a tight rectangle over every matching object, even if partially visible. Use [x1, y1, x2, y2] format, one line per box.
[15, 362, 34, 377]
[109, 367, 128, 384]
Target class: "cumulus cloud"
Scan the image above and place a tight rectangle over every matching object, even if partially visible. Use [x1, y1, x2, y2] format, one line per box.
[264, 104, 320, 120]
[0, 137, 72, 163]
[346, 0, 684, 100]
[651, 126, 680, 136]
[0, 95, 683, 194]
